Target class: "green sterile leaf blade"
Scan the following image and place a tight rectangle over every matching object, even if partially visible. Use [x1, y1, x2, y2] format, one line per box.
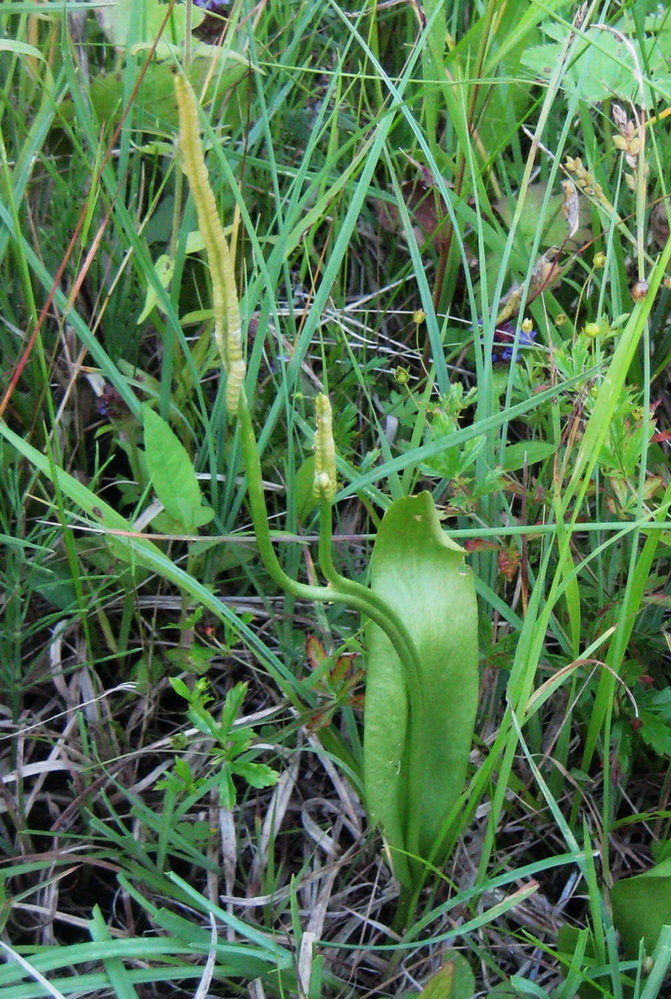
[142, 404, 210, 533]
[364, 604, 409, 885]
[365, 492, 479, 878]
[137, 254, 175, 323]
[97, 0, 204, 50]
[611, 860, 671, 956]
[62, 57, 249, 132]
[192, 506, 215, 529]
[295, 456, 319, 521]
[364, 631, 408, 874]
[415, 955, 475, 998]
[495, 182, 591, 250]
[185, 230, 205, 254]
[502, 440, 556, 472]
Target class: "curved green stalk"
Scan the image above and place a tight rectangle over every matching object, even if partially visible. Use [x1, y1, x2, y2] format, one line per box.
[239, 398, 424, 689]
[317, 498, 423, 699]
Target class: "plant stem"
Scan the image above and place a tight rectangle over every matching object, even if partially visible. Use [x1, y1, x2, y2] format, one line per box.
[238, 395, 424, 680]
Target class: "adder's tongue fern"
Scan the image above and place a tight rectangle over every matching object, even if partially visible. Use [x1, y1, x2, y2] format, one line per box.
[173, 73, 477, 925]
[172, 72, 420, 646]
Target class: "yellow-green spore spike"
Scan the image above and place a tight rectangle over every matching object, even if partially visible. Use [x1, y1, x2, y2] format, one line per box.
[313, 394, 337, 504]
[174, 73, 245, 414]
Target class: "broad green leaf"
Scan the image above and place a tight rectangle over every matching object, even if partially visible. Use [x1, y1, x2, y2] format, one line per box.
[502, 440, 556, 472]
[414, 955, 475, 998]
[611, 858, 671, 957]
[59, 58, 249, 132]
[185, 230, 205, 254]
[496, 181, 591, 250]
[142, 404, 213, 533]
[96, 0, 204, 51]
[364, 492, 479, 885]
[295, 456, 319, 521]
[137, 254, 174, 323]
[521, 23, 671, 105]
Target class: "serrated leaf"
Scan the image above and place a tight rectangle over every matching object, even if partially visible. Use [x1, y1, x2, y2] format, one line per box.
[637, 710, 671, 757]
[521, 25, 671, 105]
[142, 404, 212, 533]
[234, 761, 280, 790]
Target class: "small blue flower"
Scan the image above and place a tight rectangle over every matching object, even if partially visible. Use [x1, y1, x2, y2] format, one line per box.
[489, 321, 536, 363]
[193, 0, 230, 11]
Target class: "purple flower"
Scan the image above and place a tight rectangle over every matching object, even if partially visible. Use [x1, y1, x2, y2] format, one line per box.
[193, 0, 230, 11]
[489, 321, 537, 363]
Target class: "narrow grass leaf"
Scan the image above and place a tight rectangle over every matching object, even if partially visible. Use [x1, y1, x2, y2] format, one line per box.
[88, 906, 139, 999]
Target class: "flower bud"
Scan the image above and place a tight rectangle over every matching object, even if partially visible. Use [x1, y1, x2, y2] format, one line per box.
[631, 280, 649, 303]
